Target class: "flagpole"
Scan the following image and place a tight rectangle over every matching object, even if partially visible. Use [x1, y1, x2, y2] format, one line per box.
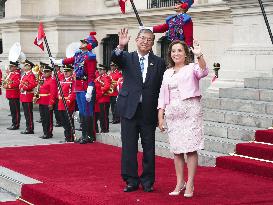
[43, 36, 75, 138]
[129, 0, 143, 26]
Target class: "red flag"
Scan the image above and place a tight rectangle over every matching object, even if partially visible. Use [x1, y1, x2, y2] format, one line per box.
[34, 22, 46, 51]
[119, 0, 127, 14]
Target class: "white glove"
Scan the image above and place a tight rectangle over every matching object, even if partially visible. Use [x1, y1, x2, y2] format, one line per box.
[139, 26, 153, 32]
[85, 85, 93, 102]
[49, 57, 63, 66]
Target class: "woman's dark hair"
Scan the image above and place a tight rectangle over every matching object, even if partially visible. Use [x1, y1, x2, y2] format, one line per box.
[167, 40, 190, 68]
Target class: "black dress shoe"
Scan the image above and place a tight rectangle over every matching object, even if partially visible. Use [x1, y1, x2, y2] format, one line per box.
[7, 126, 19, 130]
[36, 119, 42, 123]
[112, 120, 120, 124]
[39, 135, 46, 138]
[123, 185, 139, 192]
[79, 138, 89, 144]
[40, 135, 52, 139]
[20, 130, 34, 134]
[54, 123, 62, 127]
[143, 186, 154, 192]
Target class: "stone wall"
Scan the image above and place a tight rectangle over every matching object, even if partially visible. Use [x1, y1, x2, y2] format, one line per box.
[0, 0, 272, 94]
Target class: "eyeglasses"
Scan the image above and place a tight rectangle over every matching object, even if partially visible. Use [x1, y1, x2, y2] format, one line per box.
[138, 36, 154, 43]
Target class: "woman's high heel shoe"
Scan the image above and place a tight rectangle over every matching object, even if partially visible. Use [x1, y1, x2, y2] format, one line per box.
[168, 183, 186, 196]
[184, 186, 194, 198]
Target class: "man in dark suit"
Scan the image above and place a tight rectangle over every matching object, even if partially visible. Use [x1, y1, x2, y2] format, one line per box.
[112, 28, 165, 193]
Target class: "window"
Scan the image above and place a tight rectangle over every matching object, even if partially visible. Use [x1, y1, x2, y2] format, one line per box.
[147, 0, 176, 9]
[0, 0, 7, 18]
[158, 36, 171, 64]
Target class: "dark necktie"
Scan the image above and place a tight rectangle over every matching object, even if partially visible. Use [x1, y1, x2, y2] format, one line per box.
[139, 57, 145, 73]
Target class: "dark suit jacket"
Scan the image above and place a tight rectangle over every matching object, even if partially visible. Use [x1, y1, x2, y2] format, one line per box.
[112, 50, 165, 125]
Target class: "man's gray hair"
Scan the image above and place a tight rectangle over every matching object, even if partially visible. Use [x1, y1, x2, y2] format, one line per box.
[137, 29, 155, 40]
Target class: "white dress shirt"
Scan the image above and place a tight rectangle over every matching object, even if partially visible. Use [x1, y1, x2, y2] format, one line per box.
[137, 52, 149, 83]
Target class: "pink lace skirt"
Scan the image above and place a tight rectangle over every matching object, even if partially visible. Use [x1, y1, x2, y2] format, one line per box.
[165, 97, 204, 154]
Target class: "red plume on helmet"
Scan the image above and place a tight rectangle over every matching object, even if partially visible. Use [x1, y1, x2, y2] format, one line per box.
[80, 31, 98, 51]
[178, 0, 194, 10]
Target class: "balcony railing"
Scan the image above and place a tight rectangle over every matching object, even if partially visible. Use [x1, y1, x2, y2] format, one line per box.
[147, 0, 177, 9]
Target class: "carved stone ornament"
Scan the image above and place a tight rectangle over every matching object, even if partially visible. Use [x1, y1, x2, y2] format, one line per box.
[104, 0, 119, 7]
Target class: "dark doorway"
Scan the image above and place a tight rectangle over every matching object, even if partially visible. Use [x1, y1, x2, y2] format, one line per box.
[102, 34, 128, 67]
[158, 36, 171, 64]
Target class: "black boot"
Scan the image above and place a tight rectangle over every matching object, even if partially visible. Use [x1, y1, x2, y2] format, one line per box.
[76, 116, 89, 144]
[87, 116, 95, 143]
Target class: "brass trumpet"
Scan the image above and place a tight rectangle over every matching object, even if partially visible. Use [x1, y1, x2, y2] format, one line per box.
[106, 80, 117, 95]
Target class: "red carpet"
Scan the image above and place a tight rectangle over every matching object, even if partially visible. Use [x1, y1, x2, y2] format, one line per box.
[0, 143, 273, 205]
[255, 130, 273, 144]
[236, 143, 273, 161]
[217, 129, 273, 179]
[0, 202, 25, 205]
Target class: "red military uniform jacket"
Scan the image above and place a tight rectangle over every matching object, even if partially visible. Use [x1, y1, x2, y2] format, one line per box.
[36, 76, 57, 105]
[4, 71, 21, 99]
[57, 70, 65, 81]
[63, 54, 96, 92]
[19, 71, 38, 103]
[58, 76, 76, 111]
[94, 73, 111, 103]
[108, 69, 122, 97]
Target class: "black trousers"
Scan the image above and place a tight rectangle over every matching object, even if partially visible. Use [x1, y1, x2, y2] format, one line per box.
[8, 98, 21, 128]
[110, 96, 119, 122]
[121, 103, 156, 188]
[53, 99, 62, 125]
[99, 102, 110, 132]
[60, 110, 74, 141]
[22, 102, 34, 131]
[81, 115, 96, 141]
[39, 104, 53, 137]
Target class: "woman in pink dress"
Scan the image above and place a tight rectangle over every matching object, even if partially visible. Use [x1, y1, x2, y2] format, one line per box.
[158, 40, 208, 198]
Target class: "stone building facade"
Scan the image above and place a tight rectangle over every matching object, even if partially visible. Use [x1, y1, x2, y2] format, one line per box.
[0, 0, 272, 93]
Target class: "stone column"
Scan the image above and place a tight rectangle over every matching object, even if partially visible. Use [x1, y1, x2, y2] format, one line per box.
[207, 0, 273, 95]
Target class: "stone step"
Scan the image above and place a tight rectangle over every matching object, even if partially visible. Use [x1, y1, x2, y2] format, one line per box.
[219, 87, 273, 102]
[96, 131, 221, 166]
[204, 135, 242, 155]
[202, 97, 273, 115]
[244, 77, 273, 90]
[198, 150, 226, 167]
[203, 108, 273, 128]
[0, 166, 41, 197]
[203, 121, 259, 141]
[0, 188, 17, 202]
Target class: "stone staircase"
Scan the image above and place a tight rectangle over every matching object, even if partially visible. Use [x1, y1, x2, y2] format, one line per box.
[200, 77, 273, 166]
[97, 77, 273, 167]
[0, 166, 41, 202]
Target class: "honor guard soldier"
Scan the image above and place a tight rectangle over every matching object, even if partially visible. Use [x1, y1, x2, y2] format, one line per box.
[19, 59, 38, 134]
[4, 61, 21, 130]
[108, 62, 122, 124]
[34, 64, 57, 139]
[35, 62, 47, 123]
[95, 64, 111, 133]
[50, 32, 98, 144]
[58, 65, 76, 142]
[53, 64, 64, 127]
[152, 0, 193, 46]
